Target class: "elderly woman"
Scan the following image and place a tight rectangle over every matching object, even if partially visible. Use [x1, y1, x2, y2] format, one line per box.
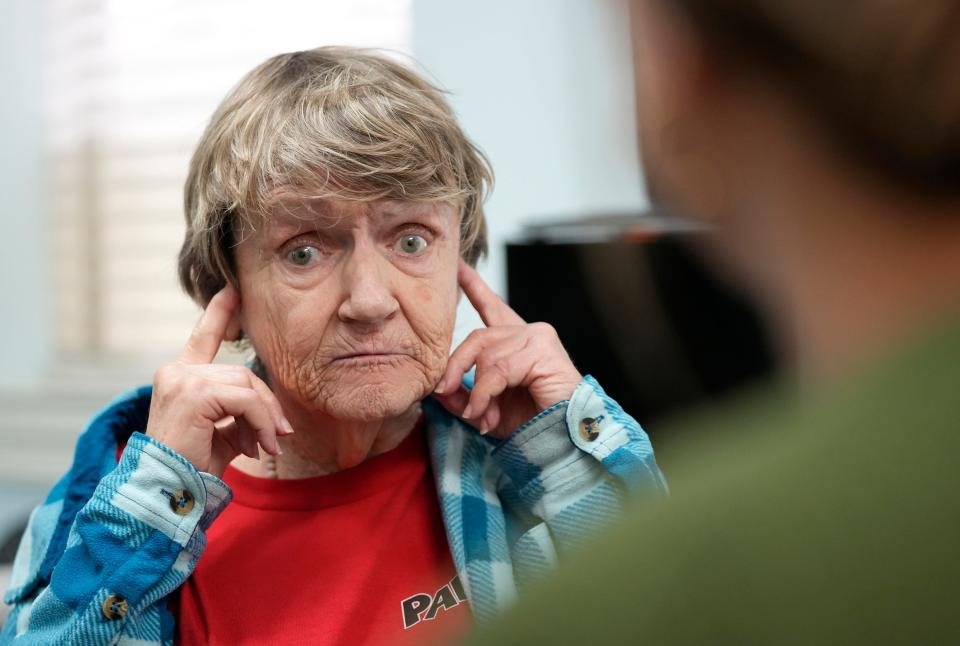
[2, 48, 664, 645]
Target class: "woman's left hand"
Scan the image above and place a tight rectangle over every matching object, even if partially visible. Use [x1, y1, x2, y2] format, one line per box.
[433, 260, 583, 440]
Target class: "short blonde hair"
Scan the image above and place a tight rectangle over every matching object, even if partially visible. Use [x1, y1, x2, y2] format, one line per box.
[179, 47, 493, 305]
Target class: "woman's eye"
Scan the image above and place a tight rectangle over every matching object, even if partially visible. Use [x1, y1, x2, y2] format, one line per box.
[396, 234, 429, 256]
[286, 245, 320, 266]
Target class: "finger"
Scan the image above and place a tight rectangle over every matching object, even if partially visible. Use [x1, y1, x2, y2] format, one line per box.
[464, 345, 538, 421]
[213, 415, 236, 432]
[207, 384, 280, 456]
[436, 327, 522, 395]
[188, 365, 293, 436]
[212, 416, 247, 458]
[463, 365, 510, 422]
[458, 260, 525, 328]
[209, 429, 243, 475]
[185, 364, 254, 388]
[480, 399, 500, 436]
[254, 422, 282, 457]
[432, 384, 471, 418]
[246, 373, 295, 436]
[179, 284, 240, 364]
[232, 417, 261, 459]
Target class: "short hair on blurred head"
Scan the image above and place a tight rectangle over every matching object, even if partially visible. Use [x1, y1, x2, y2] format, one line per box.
[666, 0, 960, 194]
[179, 46, 492, 305]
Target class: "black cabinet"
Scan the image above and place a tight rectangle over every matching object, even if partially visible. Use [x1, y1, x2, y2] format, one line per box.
[506, 214, 775, 437]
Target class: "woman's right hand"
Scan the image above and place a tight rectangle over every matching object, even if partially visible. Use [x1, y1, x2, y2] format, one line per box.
[145, 285, 293, 477]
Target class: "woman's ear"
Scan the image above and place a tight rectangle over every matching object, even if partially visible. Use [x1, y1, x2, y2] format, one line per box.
[225, 290, 243, 341]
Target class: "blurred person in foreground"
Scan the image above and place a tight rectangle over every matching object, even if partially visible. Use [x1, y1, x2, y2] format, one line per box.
[475, 0, 960, 643]
[1, 48, 665, 645]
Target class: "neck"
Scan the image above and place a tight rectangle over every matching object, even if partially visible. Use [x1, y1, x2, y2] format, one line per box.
[232, 399, 422, 479]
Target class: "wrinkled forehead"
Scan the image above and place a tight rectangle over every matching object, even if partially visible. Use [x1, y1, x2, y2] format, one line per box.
[239, 197, 459, 240]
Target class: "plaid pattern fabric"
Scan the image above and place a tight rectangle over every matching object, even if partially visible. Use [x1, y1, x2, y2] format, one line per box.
[2, 376, 664, 644]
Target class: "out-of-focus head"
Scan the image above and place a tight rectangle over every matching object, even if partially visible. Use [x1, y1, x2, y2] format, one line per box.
[630, 0, 960, 212]
[629, 0, 960, 358]
[178, 47, 492, 422]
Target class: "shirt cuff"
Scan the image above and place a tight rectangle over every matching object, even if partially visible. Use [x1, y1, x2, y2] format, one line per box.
[490, 376, 622, 498]
[94, 432, 233, 552]
[565, 374, 635, 458]
[490, 375, 664, 498]
[567, 375, 666, 493]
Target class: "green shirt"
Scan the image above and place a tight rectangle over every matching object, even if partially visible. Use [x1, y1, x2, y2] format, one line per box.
[473, 318, 960, 645]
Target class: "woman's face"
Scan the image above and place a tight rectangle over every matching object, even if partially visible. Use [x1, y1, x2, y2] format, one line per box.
[234, 198, 461, 421]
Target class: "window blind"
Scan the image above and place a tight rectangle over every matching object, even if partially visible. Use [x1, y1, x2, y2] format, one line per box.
[44, 0, 412, 358]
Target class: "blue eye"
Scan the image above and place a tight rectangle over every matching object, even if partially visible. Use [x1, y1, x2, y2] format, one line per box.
[287, 245, 320, 266]
[396, 234, 428, 255]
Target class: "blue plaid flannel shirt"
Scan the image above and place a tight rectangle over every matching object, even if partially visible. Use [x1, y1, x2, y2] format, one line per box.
[2, 375, 665, 644]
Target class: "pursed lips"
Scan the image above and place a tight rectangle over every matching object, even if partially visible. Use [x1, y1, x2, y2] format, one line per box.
[332, 351, 409, 362]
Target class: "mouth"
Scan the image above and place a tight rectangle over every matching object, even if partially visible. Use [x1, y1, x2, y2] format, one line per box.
[332, 352, 408, 364]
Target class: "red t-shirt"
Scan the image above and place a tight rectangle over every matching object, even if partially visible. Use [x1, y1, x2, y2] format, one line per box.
[174, 423, 471, 645]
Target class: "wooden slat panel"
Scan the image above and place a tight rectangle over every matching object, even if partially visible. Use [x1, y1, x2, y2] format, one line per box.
[43, 0, 411, 358]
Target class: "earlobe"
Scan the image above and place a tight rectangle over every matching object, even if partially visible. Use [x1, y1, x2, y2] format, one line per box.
[226, 308, 244, 342]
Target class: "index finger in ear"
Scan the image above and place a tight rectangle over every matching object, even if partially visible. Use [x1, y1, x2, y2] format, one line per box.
[458, 259, 525, 327]
[178, 284, 240, 364]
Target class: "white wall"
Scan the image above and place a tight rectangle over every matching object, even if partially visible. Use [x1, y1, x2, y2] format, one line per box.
[0, 0, 50, 388]
[413, 0, 647, 337]
[0, 0, 645, 384]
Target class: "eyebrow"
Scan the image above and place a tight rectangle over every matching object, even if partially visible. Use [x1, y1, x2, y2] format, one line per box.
[376, 201, 446, 221]
[261, 201, 353, 234]
[262, 201, 446, 235]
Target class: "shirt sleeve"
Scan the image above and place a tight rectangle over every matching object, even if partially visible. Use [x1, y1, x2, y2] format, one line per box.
[488, 375, 666, 575]
[2, 432, 231, 644]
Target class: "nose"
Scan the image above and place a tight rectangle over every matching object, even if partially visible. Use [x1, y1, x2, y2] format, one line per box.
[337, 244, 400, 325]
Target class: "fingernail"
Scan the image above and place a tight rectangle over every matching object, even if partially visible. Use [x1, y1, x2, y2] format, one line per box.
[434, 381, 445, 394]
[462, 405, 473, 419]
[280, 418, 295, 435]
[277, 446, 284, 456]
